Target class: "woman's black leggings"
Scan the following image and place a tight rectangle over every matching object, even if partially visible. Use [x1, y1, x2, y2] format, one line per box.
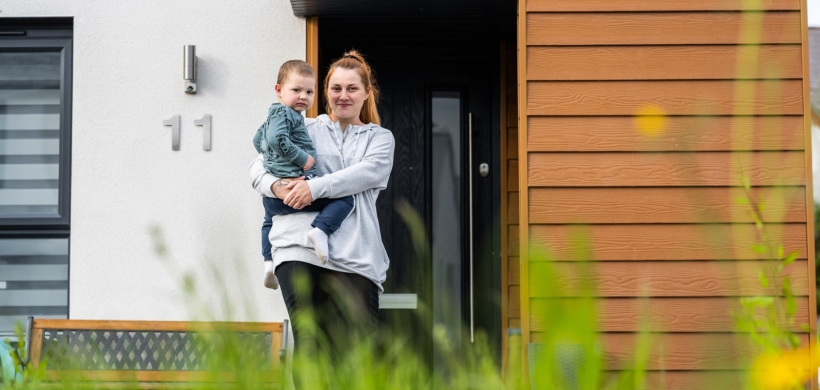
[275, 261, 380, 359]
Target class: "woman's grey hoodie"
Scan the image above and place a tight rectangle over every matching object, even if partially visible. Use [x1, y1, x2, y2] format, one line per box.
[250, 114, 395, 292]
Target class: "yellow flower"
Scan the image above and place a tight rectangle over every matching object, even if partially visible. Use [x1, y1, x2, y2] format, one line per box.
[750, 348, 815, 390]
[634, 104, 667, 137]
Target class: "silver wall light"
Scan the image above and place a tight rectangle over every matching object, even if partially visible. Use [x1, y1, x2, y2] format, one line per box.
[184, 45, 197, 94]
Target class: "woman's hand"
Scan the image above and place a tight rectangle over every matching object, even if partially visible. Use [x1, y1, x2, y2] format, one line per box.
[271, 177, 304, 200]
[283, 180, 314, 209]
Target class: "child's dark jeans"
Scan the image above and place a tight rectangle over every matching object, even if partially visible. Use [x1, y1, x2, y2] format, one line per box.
[261, 195, 354, 260]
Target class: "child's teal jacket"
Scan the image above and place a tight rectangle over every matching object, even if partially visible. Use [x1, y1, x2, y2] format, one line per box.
[253, 103, 318, 177]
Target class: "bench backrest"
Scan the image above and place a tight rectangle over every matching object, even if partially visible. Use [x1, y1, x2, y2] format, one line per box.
[27, 318, 285, 385]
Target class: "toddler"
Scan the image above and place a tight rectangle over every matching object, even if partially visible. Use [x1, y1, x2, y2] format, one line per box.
[254, 60, 354, 289]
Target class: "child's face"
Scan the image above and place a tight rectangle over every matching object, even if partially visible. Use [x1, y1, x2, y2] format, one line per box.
[275, 74, 315, 112]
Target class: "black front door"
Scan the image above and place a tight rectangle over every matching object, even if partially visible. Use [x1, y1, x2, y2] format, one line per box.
[319, 15, 514, 364]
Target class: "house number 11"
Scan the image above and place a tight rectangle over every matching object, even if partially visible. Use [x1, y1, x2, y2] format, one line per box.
[162, 114, 212, 151]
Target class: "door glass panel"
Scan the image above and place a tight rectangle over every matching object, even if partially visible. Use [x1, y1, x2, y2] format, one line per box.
[431, 91, 462, 361]
[0, 238, 68, 335]
[0, 52, 62, 216]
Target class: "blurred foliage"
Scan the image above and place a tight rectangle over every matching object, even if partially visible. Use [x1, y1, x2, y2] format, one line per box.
[732, 180, 810, 390]
[815, 203, 820, 314]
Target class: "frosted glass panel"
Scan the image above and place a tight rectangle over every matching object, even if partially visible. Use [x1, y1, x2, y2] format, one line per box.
[0, 238, 69, 334]
[0, 52, 62, 217]
[431, 91, 462, 369]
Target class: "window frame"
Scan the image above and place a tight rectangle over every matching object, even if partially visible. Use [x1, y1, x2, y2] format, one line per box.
[0, 19, 73, 337]
[0, 23, 73, 230]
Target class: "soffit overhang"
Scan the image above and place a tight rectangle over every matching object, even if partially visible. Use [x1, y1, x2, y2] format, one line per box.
[290, 0, 515, 17]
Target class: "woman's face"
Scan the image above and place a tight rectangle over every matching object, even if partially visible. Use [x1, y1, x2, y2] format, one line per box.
[327, 67, 367, 124]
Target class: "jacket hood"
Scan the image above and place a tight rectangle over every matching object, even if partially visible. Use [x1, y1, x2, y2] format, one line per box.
[315, 114, 383, 133]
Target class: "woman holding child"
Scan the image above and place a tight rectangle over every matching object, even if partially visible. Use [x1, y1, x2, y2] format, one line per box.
[249, 51, 394, 358]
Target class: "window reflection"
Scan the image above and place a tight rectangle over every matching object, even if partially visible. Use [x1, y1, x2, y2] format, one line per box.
[0, 52, 62, 216]
[431, 91, 462, 361]
[0, 238, 69, 334]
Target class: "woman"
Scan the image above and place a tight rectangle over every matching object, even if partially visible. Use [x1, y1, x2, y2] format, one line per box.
[249, 50, 394, 357]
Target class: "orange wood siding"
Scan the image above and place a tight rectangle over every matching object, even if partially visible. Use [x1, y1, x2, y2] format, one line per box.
[306, 17, 319, 118]
[520, 0, 815, 386]
[500, 42, 519, 373]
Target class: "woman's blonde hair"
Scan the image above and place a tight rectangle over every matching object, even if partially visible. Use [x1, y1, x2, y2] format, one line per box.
[324, 50, 380, 125]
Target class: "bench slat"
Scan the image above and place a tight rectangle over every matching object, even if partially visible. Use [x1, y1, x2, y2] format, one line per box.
[32, 319, 282, 333]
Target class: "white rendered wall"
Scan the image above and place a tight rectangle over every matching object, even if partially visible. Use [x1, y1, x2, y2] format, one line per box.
[3, 0, 304, 322]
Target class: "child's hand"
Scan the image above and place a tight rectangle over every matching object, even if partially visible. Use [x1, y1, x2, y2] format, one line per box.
[303, 155, 315, 171]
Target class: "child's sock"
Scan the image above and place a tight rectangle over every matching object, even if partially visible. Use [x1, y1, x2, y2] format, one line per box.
[307, 227, 329, 264]
[263, 260, 279, 289]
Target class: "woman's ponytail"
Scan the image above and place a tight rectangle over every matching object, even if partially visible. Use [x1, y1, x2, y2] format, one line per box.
[324, 50, 381, 125]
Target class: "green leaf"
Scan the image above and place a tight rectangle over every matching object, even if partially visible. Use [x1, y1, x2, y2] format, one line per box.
[758, 270, 769, 288]
[777, 245, 784, 260]
[734, 197, 749, 205]
[788, 333, 801, 348]
[782, 251, 799, 266]
[751, 244, 767, 254]
[742, 176, 751, 191]
[757, 202, 765, 212]
[740, 296, 774, 308]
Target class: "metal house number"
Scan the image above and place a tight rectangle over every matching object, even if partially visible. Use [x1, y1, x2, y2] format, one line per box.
[194, 114, 212, 151]
[162, 114, 212, 151]
[162, 115, 181, 151]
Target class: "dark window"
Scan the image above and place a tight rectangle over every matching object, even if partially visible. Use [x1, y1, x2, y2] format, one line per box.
[0, 19, 72, 337]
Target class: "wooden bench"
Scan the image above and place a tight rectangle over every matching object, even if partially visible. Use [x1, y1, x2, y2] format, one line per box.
[24, 317, 289, 388]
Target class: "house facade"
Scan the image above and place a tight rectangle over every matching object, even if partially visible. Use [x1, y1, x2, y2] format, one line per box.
[2, 0, 817, 388]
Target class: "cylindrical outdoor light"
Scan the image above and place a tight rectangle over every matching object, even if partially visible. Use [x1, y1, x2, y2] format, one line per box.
[184, 45, 197, 94]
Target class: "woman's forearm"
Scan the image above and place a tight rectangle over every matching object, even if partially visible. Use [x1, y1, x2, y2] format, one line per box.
[250, 155, 304, 199]
[250, 155, 277, 198]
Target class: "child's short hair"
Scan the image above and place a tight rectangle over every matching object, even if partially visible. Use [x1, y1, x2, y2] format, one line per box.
[277, 60, 316, 84]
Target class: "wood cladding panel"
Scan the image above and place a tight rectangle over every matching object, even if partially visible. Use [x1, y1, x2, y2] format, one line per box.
[600, 333, 810, 370]
[635, 371, 747, 390]
[529, 187, 807, 224]
[527, 0, 800, 12]
[530, 297, 810, 332]
[529, 333, 811, 370]
[527, 80, 804, 116]
[509, 256, 520, 286]
[528, 151, 806, 187]
[507, 103, 518, 128]
[527, 45, 802, 81]
[520, 1, 814, 381]
[528, 223, 807, 261]
[509, 225, 520, 256]
[507, 127, 518, 156]
[508, 192, 519, 224]
[578, 333, 807, 370]
[528, 260, 809, 297]
[526, 12, 802, 46]
[528, 116, 806, 152]
[510, 285, 520, 318]
[508, 159, 519, 191]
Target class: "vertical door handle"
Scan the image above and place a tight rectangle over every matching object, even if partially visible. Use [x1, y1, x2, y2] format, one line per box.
[468, 113, 475, 343]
